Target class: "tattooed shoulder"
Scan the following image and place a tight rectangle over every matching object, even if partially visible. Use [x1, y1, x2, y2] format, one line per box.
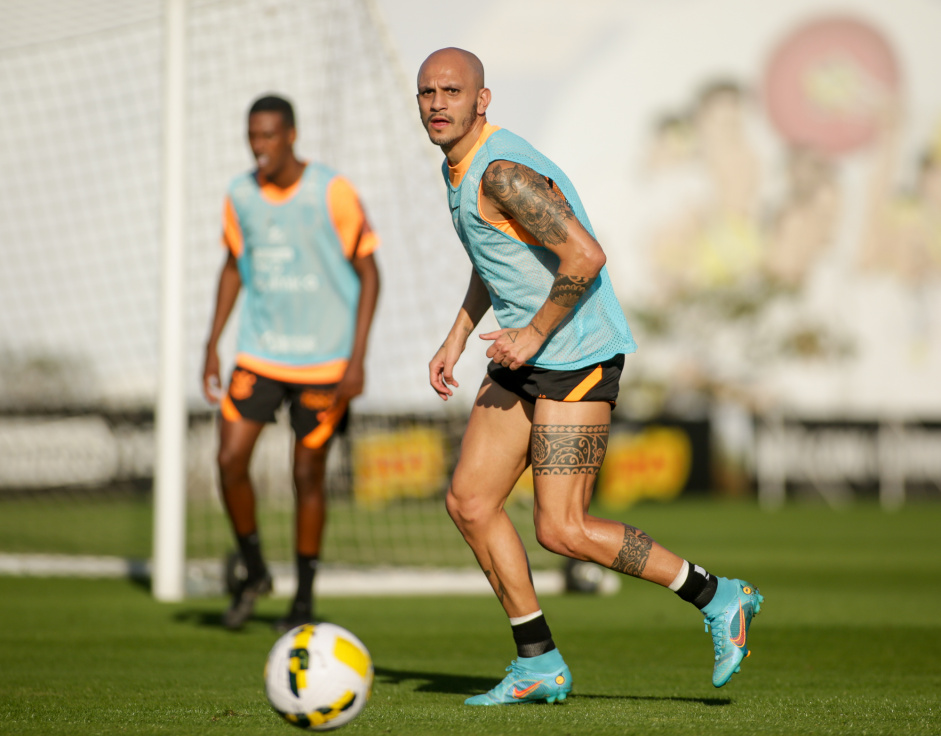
[481, 160, 575, 246]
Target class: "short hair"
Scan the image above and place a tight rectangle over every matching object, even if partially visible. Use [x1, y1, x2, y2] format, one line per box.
[248, 94, 295, 129]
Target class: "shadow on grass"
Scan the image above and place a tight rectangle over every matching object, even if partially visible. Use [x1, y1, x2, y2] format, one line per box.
[374, 666, 731, 705]
[575, 693, 731, 706]
[375, 666, 494, 695]
[172, 609, 334, 631]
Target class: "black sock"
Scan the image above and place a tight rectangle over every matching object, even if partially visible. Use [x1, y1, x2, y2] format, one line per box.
[512, 614, 556, 658]
[236, 532, 267, 581]
[675, 563, 719, 610]
[291, 554, 319, 613]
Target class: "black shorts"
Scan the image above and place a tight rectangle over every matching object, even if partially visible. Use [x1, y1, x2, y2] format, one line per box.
[487, 354, 625, 405]
[221, 366, 349, 449]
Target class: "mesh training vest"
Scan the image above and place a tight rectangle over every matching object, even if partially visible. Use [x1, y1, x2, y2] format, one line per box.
[228, 163, 360, 367]
[444, 128, 636, 369]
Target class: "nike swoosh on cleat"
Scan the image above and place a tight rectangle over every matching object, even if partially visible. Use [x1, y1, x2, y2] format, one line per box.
[511, 682, 542, 699]
[730, 602, 748, 648]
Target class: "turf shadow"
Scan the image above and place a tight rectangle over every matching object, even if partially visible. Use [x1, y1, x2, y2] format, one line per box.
[172, 609, 244, 628]
[574, 693, 732, 706]
[374, 667, 731, 704]
[374, 666, 500, 695]
[171, 609, 332, 631]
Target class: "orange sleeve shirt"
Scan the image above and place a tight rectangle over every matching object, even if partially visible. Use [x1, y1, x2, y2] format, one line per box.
[447, 123, 541, 248]
[217, 166, 379, 384]
[221, 168, 380, 259]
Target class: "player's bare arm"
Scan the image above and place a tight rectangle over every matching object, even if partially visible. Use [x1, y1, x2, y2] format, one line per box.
[202, 253, 242, 403]
[333, 252, 380, 407]
[481, 161, 576, 245]
[479, 160, 605, 368]
[430, 269, 492, 400]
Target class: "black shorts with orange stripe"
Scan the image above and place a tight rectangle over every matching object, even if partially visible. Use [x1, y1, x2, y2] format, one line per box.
[487, 353, 625, 405]
[221, 366, 349, 449]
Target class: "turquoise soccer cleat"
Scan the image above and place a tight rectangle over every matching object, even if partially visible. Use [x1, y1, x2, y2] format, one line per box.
[465, 659, 572, 705]
[702, 577, 764, 687]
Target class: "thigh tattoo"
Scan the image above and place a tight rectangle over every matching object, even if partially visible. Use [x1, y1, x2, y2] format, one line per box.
[531, 424, 608, 476]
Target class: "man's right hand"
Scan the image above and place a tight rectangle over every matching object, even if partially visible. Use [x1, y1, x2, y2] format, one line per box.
[202, 347, 223, 404]
[429, 342, 462, 401]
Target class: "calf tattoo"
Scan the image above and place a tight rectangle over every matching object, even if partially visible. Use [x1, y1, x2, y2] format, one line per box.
[611, 525, 653, 576]
[484, 569, 507, 603]
[532, 424, 608, 476]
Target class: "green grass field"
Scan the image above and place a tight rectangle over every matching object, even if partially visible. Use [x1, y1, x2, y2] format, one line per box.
[0, 493, 557, 569]
[1, 500, 940, 735]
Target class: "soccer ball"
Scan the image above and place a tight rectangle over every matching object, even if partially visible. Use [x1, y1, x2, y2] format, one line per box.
[563, 558, 604, 594]
[264, 623, 374, 731]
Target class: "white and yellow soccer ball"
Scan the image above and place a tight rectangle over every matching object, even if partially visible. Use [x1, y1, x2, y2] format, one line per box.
[264, 623, 374, 731]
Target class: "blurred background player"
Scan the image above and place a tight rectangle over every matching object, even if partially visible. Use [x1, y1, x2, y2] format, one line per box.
[416, 48, 762, 704]
[202, 94, 381, 632]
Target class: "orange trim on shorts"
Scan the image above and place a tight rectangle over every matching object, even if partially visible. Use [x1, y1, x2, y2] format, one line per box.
[235, 354, 348, 384]
[220, 393, 243, 422]
[301, 404, 345, 449]
[563, 365, 603, 402]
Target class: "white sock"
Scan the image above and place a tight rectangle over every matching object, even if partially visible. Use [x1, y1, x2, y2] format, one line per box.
[509, 609, 543, 626]
[668, 560, 690, 592]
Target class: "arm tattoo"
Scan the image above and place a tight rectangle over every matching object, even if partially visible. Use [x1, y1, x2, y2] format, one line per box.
[532, 424, 608, 476]
[549, 273, 596, 308]
[610, 525, 653, 577]
[443, 325, 473, 348]
[481, 162, 575, 246]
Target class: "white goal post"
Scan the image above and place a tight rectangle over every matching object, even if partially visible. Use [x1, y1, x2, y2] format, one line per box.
[153, 0, 189, 602]
[142, 0, 492, 599]
[0, 0, 496, 598]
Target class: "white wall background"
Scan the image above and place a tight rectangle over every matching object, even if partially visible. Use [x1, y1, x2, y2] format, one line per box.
[2, 0, 940, 419]
[375, 0, 941, 418]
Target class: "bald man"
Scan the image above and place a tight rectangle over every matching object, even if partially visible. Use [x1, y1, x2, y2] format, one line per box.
[416, 48, 764, 706]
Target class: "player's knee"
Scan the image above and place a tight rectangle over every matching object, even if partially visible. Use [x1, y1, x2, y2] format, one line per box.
[216, 447, 249, 486]
[535, 528, 573, 556]
[534, 516, 587, 557]
[445, 486, 491, 531]
[293, 462, 326, 492]
[444, 487, 469, 527]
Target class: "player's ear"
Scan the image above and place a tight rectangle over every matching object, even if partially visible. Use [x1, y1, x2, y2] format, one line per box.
[477, 86, 491, 115]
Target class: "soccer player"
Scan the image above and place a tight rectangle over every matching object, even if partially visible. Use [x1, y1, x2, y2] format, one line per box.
[416, 48, 762, 704]
[202, 94, 380, 632]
